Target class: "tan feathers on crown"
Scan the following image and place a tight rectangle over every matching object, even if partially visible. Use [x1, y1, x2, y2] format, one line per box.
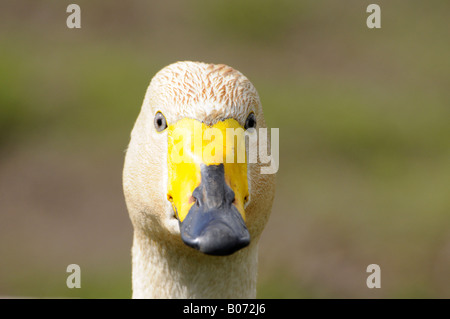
[147, 61, 260, 125]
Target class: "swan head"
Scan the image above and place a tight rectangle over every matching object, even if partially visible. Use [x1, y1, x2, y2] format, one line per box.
[123, 61, 275, 256]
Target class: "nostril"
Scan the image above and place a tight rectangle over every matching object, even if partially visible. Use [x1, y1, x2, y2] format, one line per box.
[225, 189, 236, 205]
[189, 195, 196, 204]
[189, 195, 200, 207]
[192, 188, 203, 207]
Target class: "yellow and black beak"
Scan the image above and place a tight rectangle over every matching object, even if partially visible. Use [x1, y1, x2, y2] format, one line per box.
[167, 119, 250, 256]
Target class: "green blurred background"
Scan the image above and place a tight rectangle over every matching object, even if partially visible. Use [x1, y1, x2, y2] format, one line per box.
[0, 0, 449, 298]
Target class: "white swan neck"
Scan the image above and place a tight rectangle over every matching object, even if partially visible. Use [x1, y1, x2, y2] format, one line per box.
[131, 233, 258, 299]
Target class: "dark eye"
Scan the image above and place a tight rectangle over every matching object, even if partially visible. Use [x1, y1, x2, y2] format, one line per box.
[244, 113, 256, 130]
[154, 112, 168, 132]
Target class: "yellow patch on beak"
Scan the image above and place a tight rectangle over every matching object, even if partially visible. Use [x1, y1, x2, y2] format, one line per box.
[167, 118, 249, 222]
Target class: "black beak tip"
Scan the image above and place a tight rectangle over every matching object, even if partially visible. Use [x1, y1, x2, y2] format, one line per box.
[183, 222, 250, 256]
[179, 163, 250, 256]
[180, 211, 251, 256]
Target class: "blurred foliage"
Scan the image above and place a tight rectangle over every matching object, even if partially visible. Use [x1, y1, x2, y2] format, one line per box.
[191, 0, 307, 43]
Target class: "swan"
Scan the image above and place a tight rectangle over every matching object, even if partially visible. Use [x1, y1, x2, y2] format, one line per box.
[122, 61, 276, 298]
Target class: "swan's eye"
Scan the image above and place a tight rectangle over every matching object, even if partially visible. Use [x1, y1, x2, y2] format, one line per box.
[154, 112, 168, 132]
[244, 113, 256, 130]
